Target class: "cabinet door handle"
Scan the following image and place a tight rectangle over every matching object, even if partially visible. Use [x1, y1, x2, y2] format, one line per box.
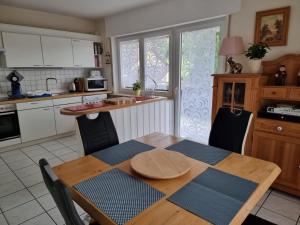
[42, 108, 50, 111]
[276, 126, 283, 132]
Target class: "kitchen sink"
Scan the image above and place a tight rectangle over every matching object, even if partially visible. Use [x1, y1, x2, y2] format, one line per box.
[50, 90, 68, 96]
[51, 92, 68, 96]
[134, 96, 159, 101]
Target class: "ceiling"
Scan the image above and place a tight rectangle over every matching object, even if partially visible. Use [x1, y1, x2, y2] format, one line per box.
[0, 0, 167, 19]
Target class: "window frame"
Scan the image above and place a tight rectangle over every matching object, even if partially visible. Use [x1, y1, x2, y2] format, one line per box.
[116, 29, 173, 97]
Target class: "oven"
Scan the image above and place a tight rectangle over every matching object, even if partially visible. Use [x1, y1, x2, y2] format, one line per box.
[84, 77, 108, 91]
[0, 104, 21, 147]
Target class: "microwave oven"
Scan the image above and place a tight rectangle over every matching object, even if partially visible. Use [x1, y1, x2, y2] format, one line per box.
[84, 77, 108, 91]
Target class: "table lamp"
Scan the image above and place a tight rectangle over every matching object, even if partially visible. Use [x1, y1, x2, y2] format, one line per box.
[220, 36, 245, 74]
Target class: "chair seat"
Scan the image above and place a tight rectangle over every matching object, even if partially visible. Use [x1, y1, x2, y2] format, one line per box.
[243, 214, 277, 225]
[89, 222, 100, 225]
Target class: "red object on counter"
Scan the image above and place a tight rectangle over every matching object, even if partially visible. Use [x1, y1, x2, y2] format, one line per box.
[64, 103, 107, 112]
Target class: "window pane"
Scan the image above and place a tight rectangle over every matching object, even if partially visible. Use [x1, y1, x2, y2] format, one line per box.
[144, 35, 169, 91]
[179, 26, 220, 144]
[119, 39, 140, 88]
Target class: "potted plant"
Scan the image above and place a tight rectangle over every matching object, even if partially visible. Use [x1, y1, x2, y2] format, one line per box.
[133, 80, 142, 96]
[245, 42, 270, 73]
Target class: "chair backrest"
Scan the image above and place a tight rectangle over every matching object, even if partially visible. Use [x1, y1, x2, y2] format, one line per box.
[76, 111, 119, 155]
[208, 107, 253, 154]
[39, 159, 85, 225]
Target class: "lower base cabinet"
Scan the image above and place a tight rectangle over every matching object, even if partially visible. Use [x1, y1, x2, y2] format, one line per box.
[252, 130, 300, 196]
[54, 103, 78, 134]
[18, 107, 57, 142]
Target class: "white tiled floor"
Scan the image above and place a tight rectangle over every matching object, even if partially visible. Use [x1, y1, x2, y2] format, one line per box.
[0, 134, 299, 225]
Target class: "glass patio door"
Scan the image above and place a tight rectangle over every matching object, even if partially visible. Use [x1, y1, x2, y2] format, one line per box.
[176, 24, 222, 144]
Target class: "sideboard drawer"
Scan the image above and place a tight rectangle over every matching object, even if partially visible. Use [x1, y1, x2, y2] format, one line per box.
[262, 87, 287, 99]
[289, 88, 300, 101]
[255, 118, 300, 138]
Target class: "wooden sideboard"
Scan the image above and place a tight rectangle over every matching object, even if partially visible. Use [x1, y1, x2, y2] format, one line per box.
[212, 54, 300, 196]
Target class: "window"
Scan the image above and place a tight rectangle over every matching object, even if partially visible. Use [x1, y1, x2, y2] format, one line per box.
[144, 35, 169, 91]
[119, 39, 140, 89]
[118, 33, 170, 92]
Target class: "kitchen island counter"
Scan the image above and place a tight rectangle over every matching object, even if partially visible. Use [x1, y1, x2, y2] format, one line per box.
[60, 96, 168, 115]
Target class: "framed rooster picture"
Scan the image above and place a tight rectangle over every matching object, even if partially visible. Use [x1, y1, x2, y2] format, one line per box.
[254, 6, 290, 46]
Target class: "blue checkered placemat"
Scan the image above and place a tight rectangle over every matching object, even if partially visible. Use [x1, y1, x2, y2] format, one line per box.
[92, 140, 155, 165]
[74, 168, 165, 225]
[168, 167, 258, 225]
[166, 139, 231, 165]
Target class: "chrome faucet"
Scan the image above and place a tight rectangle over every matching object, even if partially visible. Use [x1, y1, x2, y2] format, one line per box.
[46, 78, 57, 91]
[147, 76, 158, 97]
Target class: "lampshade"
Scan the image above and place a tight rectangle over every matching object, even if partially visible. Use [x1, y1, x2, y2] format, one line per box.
[219, 36, 245, 56]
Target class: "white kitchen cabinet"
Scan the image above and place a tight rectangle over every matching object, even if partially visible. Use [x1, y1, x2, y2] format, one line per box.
[41, 36, 73, 67]
[53, 96, 82, 106]
[2, 32, 44, 67]
[54, 103, 81, 134]
[18, 107, 56, 142]
[72, 39, 95, 68]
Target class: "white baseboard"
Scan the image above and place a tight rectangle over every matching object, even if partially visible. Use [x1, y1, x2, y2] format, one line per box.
[0, 132, 75, 153]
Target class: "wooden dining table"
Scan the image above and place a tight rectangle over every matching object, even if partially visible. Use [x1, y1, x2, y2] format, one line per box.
[53, 133, 281, 225]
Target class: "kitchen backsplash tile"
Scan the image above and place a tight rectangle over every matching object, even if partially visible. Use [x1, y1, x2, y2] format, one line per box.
[0, 68, 89, 95]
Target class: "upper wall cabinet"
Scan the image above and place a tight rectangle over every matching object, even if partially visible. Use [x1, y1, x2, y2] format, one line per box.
[41, 36, 73, 67]
[2, 32, 44, 67]
[72, 39, 95, 68]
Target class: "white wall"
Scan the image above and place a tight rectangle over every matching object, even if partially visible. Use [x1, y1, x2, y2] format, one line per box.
[230, 0, 300, 72]
[0, 5, 96, 34]
[105, 0, 241, 37]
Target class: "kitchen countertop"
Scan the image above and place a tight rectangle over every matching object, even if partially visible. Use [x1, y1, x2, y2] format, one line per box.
[60, 96, 168, 115]
[0, 91, 112, 105]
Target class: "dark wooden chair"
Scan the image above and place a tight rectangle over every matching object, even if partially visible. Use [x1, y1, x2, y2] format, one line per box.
[209, 107, 253, 154]
[39, 159, 99, 225]
[76, 111, 119, 155]
[243, 214, 277, 225]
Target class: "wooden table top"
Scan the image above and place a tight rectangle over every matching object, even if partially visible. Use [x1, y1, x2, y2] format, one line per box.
[53, 133, 281, 225]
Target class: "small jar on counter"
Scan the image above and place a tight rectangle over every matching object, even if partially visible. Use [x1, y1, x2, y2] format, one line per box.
[297, 70, 300, 86]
